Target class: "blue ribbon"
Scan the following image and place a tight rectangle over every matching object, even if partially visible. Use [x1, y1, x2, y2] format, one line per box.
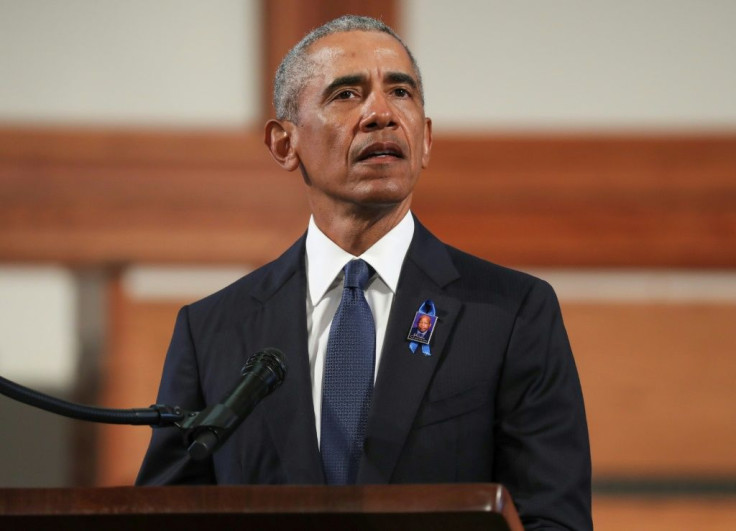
[408, 299, 436, 356]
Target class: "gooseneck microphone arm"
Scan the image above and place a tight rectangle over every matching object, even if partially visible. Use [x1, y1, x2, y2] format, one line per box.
[0, 373, 187, 426]
[0, 347, 287, 461]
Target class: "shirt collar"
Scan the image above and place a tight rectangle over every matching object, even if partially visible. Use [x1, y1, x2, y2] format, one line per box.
[306, 211, 414, 306]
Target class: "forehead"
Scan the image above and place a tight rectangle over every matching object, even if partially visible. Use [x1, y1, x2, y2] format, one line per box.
[304, 30, 415, 81]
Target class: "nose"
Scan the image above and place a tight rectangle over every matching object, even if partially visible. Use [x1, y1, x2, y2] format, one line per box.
[359, 91, 397, 131]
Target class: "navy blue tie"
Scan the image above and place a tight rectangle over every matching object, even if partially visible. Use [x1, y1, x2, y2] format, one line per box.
[321, 259, 376, 484]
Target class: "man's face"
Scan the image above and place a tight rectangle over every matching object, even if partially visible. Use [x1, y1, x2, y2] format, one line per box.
[287, 30, 432, 215]
[418, 315, 431, 332]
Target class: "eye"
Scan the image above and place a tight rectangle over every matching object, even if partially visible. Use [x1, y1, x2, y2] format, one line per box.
[334, 89, 357, 100]
[393, 87, 411, 98]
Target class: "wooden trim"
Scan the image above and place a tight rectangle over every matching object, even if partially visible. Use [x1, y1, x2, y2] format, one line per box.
[0, 484, 522, 531]
[417, 134, 736, 267]
[0, 127, 268, 166]
[1, 127, 734, 267]
[593, 498, 736, 531]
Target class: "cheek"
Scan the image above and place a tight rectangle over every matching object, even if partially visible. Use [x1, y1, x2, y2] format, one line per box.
[307, 123, 345, 153]
[405, 119, 428, 157]
[296, 131, 331, 163]
[296, 131, 352, 178]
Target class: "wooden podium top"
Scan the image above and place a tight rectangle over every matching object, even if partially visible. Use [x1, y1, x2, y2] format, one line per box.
[0, 483, 523, 530]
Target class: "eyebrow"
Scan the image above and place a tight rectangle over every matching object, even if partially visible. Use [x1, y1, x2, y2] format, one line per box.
[385, 72, 418, 90]
[322, 71, 419, 99]
[322, 74, 366, 99]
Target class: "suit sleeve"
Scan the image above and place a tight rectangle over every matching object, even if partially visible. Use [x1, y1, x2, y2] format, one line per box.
[494, 280, 592, 530]
[136, 306, 216, 485]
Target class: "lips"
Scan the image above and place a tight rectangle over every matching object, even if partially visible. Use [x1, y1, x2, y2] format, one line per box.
[355, 141, 405, 162]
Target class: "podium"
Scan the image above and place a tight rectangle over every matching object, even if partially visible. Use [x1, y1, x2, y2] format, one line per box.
[0, 483, 523, 530]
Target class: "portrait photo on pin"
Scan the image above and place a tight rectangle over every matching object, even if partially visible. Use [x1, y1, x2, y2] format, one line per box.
[406, 312, 437, 344]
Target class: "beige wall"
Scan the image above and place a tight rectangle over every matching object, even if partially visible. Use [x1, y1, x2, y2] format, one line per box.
[403, 0, 736, 131]
[0, 267, 78, 389]
[404, 0, 736, 131]
[0, 0, 260, 127]
[1, 1, 735, 130]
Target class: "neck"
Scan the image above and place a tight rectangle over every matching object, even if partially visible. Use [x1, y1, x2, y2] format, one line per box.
[311, 200, 410, 256]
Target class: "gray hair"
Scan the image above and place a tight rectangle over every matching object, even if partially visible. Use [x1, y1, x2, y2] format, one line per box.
[273, 15, 424, 122]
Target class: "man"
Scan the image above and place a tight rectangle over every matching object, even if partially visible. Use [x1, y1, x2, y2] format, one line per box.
[137, 15, 592, 530]
[408, 314, 433, 341]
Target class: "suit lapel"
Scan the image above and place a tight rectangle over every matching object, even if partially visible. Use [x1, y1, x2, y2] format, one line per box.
[358, 221, 462, 483]
[249, 236, 325, 484]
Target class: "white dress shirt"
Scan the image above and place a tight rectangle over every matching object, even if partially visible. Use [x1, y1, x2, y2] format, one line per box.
[305, 211, 414, 446]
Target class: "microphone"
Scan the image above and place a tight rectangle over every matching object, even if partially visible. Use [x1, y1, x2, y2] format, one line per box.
[182, 348, 287, 460]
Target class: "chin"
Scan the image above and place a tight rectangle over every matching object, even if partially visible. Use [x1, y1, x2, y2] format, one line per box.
[354, 185, 412, 207]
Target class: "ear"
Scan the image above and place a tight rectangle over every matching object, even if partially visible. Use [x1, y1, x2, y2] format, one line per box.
[264, 119, 300, 171]
[421, 117, 433, 168]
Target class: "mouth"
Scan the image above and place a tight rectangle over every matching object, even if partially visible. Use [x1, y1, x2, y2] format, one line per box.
[356, 142, 405, 162]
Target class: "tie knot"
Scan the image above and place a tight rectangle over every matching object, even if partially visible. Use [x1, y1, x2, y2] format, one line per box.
[343, 259, 372, 290]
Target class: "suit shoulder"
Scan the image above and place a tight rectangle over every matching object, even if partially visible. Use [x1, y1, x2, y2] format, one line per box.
[187, 264, 266, 308]
[185, 239, 304, 322]
[444, 244, 555, 303]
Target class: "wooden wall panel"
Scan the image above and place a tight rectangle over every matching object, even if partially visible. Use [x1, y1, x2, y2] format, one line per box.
[1, 128, 734, 268]
[565, 302, 736, 476]
[593, 498, 736, 531]
[97, 275, 183, 486]
[0, 128, 309, 265]
[417, 135, 736, 267]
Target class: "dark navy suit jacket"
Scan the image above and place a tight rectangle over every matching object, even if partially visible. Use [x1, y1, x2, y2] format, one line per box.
[137, 220, 592, 530]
